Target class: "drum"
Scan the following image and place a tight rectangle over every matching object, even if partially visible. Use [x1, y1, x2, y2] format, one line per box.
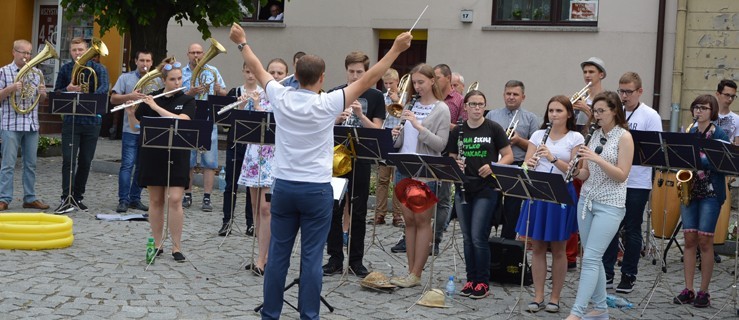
[651, 171, 681, 239]
[714, 178, 731, 244]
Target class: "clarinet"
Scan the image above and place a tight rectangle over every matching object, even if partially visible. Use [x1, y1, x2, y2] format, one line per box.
[564, 121, 598, 182]
[457, 117, 468, 204]
[530, 122, 552, 170]
[393, 94, 420, 143]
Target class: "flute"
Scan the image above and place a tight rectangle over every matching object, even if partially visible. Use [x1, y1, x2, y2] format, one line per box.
[216, 97, 252, 115]
[110, 87, 186, 112]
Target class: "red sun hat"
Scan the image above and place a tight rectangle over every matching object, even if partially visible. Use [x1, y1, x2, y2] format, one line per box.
[394, 178, 438, 213]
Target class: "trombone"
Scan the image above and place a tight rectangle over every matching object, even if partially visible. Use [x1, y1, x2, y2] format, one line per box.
[382, 73, 411, 128]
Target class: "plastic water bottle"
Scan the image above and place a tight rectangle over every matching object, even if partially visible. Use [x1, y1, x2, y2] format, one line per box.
[146, 237, 155, 264]
[218, 167, 226, 191]
[606, 294, 633, 309]
[445, 276, 456, 300]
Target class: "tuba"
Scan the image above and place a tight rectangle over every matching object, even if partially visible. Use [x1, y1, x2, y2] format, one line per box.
[71, 38, 108, 93]
[191, 38, 226, 99]
[676, 118, 698, 206]
[10, 40, 58, 115]
[132, 57, 174, 94]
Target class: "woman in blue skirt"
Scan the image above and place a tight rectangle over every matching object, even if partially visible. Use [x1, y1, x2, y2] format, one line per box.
[516, 95, 583, 313]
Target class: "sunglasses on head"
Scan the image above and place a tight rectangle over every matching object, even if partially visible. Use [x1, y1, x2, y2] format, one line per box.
[163, 61, 182, 71]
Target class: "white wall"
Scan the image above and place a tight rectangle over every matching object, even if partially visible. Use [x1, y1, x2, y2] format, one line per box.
[166, 0, 676, 119]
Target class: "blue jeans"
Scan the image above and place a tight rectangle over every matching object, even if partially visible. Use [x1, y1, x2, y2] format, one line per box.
[61, 123, 100, 200]
[223, 144, 253, 226]
[262, 179, 333, 320]
[572, 200, 625, 318]
[681, 196, 722, 235]
[434, 181, 452, 243]
[455, 187, 498, 283]
[603, 188, 650, 278]
[189, 125, 218, 169]
[118, 132, 142, 204]
[0, 130, 39, 204]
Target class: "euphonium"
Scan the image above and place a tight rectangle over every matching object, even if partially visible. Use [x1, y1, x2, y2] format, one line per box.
[191, 38, 226, 99]
[10, 40, 58, 115]
[466, 81, 479, 94]
[132, 57, 172, 94]
[71, 38, 108, 93]
[677, 117, 698, 206]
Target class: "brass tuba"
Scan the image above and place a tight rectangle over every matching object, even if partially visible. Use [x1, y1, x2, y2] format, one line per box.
[191, 38, 226, 99]
[71, 38, 108, 93]
[10, 40, 58, 115]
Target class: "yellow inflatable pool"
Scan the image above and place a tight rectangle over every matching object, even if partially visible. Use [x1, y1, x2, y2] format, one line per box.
[0, 213, 74, 250]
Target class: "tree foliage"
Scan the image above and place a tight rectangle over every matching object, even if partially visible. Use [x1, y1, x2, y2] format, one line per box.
[59, 0, 274, 65]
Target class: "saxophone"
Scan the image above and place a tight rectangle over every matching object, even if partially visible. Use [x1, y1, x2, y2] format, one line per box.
[676, 118, 697, 206]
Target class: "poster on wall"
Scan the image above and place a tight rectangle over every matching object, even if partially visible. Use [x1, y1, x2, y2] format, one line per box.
[37, 5, 58, 87]
[569, 1, 598, 21]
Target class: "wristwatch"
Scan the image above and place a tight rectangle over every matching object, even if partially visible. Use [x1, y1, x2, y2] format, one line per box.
[550, 156, 559, 163]
[237, 42, 248, 52]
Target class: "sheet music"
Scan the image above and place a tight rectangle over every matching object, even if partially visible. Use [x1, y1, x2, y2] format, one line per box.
[332, 177, 349, 202]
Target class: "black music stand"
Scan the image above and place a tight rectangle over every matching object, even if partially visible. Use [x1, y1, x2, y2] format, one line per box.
[49, 92, 108, 214]
[139, 116, 211, 269]
[219, 110, 276, 267]
[632, 130, 700, 317]
[698, 139, 739, 318]
[488, 163, 573, 319]
[207, 95, 238, 127]
[325, 126, 395, 292]
[385, 153, 470, 311]
[253, 177, 347, 315]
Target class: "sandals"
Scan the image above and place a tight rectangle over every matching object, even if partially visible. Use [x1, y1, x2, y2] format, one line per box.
[545, 302, 560, 313]
[527, 301, 545, 313]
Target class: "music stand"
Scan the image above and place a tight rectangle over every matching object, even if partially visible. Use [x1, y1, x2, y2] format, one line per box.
[139, 116, 212, 269]
[220, 110, 276, 272]
[325, 126, 395, 292]
[632, 130, 700, 317]
[253, 177, 347, 315]
[698, 139, 739, 318]
[207, 95, 238, 128]
[488, 163, 573, 319]
[49, 92, 108, 215]
[384, 153, 471, 311]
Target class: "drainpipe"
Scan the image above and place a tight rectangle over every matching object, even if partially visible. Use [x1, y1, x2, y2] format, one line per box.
[653, 0, 666, 114]
[670, 0, 688, 132]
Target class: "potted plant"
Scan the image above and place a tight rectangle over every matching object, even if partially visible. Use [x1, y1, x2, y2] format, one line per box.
[37, 136, 62, 157]
[511, 8, 522, 20]
[533, 8, 544, 20]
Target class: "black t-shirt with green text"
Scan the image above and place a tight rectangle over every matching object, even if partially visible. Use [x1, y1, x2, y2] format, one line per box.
[447, 119, 509, 193]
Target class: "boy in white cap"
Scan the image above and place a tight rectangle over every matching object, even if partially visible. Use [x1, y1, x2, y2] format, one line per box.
[574, 57, 607, 126]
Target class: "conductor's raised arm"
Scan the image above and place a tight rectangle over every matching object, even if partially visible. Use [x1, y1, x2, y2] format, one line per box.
[229, 23, 274, 88]
[343, 32, 412, 106]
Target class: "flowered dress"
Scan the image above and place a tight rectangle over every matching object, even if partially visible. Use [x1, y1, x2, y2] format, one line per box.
[237, 86, 275, 188]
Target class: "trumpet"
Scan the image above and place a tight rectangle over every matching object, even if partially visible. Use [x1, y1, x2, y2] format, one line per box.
[110, 87, 187, 112]
[393, 94, 420, 143]
[530, 122, 552, 170]
[506, 109, 519, 140]
[564, 120, 598, 182]
[570, 82, 592, 105]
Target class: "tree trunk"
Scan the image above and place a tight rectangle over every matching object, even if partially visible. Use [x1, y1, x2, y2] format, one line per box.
[127, 5, 174, 66]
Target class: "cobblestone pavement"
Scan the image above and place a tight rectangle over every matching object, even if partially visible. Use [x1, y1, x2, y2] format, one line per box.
[0, 137, 737, 319]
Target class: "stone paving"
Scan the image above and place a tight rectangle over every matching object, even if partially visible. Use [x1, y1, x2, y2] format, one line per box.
[0, 136, 738, 319]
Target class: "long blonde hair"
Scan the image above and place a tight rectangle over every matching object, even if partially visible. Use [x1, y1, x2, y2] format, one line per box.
[406, 63, 443, 101]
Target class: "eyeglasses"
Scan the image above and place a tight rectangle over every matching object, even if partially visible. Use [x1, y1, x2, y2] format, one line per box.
[188, 51, 203, 55]
[163, 61, 182, 71]
[593, 108, 609, 114]
[466, 102, 485, 109]
[14, 49, 31, 56]
[720, 93, 737, 100]
[691, 105, 711, 112]
[594, 137, 607, 154]
[617, 89, 637, 96]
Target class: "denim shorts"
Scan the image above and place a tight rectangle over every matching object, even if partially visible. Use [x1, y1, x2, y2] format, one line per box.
[680, 197, 721, 235]
[189, 125, 218, 169]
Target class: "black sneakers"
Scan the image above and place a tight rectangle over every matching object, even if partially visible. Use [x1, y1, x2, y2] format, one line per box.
[606, 276, 614, 289]
[391, 235, 406, 253]
[460, 281, 474, 297]
[54, 199, 74, 214]
[673, 288, 695, 305]
[182, 194, 192, 208]
[322, 262, 343, 276]
[469, 282, 490, 299]
[694, 291, 710, 308]
[616, 274, 636, 293]
[349, 263, 370, 278]
[218, 223, 230, 236]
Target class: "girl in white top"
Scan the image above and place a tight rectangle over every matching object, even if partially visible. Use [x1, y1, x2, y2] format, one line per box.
[566, 91, 633, 320]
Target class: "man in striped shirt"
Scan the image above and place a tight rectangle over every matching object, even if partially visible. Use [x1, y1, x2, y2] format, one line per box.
[0, 39, 50, 211]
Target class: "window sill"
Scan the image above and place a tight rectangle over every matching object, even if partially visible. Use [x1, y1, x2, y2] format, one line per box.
[239, 21, 286, 28]
[482, 25, 598, 32]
